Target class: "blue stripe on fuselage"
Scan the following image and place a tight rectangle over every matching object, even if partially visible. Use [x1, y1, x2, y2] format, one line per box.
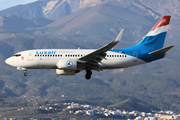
[109, 49, 164, 62]
[109, 32, 167, 62]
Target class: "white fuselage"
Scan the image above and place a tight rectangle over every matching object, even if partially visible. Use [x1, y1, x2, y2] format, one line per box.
[5, 49, 146, 70]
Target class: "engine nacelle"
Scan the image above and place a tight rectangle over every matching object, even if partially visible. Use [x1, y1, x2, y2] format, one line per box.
[56, 69, 75, 75]
[56, 60, 77, 70]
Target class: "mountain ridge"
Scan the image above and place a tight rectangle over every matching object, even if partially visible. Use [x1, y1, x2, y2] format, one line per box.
[1, 0, 180, 20]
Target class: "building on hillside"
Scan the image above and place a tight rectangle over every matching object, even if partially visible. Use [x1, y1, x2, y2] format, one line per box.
[81, 105, 91, 110]
[141, 112, 146, 117]
[86, 110, 94, 116]
[135, 116, 144, 120]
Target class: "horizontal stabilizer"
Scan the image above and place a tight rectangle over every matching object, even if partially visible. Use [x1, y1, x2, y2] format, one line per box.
[148, 45, 175, 55]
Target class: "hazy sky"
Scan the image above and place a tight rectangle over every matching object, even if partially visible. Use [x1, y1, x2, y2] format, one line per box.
[0, 0, 37, 11]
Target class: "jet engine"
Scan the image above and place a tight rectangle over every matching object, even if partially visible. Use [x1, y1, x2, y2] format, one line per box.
[56, 60, 77, 70]
[56, 69, 76, 75]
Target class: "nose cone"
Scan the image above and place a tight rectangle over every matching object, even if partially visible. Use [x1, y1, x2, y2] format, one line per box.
[5, 57, 13, 66]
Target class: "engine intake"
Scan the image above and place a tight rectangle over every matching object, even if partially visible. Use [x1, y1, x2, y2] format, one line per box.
[56, 60, 77, 70]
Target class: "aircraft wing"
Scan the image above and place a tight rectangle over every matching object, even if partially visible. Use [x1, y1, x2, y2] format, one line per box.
[77, 29, 124, 65]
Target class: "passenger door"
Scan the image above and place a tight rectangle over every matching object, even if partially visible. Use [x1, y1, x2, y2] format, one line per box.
[28, 52, 33, 61]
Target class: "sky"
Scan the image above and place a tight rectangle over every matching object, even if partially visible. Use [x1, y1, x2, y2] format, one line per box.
[0, 0, 37, 11]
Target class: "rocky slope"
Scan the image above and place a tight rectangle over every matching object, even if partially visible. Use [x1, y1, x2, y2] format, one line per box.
[0, 0, 180, 20]
[0, 15, 54, 31]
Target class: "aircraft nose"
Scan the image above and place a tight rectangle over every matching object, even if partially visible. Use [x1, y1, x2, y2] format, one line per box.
[5, 57, 12, 65]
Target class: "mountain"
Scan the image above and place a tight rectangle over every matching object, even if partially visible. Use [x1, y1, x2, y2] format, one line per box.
[38, 3, 152, 43]
[0, 0, 180, 112]
[0, 0, 179, 20]
[0, 0, 79, 20]
[0, 15, 54, 31]
[1, 0, 179, 44]
[1, 0, 180, 20]
[107, 98, 157, 112]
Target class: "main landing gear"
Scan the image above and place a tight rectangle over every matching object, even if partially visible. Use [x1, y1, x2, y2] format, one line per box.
[85, 69, 92, 80]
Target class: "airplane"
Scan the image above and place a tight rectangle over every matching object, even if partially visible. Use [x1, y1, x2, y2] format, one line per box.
[5, 15, 174, 80]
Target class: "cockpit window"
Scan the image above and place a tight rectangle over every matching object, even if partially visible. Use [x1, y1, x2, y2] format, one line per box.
[14, 54, 21, 57]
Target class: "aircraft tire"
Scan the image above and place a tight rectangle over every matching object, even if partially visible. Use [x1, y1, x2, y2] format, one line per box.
[85, 70, 92, 80]
[24, 72, 28, 76]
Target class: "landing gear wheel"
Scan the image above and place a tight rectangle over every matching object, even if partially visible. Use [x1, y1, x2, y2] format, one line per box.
[85, 70, 92, 80]
[24, 72, 28, 76]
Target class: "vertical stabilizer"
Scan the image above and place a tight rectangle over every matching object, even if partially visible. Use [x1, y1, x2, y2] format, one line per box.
[137, 15, 171, 51]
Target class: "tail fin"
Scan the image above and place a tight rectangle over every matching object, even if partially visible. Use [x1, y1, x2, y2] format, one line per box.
[137, 15, 171, 52]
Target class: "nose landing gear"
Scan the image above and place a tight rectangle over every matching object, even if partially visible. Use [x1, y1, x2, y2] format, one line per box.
[17, 67, 28, 77]
[23, 69, 28, 76]
[24, 71, 28, 76]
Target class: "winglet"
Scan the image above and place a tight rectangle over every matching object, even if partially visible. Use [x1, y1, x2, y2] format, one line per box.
[114, 29, 124, 43]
